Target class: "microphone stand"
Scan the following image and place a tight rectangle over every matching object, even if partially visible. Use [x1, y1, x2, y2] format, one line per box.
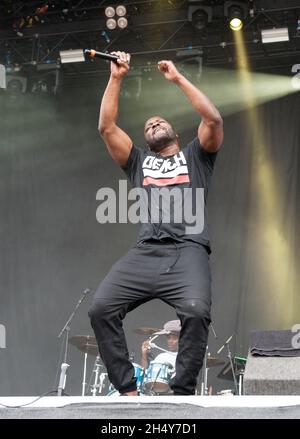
[217, 334, 238, 395]
[200, 322, 218, 395]
[57, 288, 91, 396]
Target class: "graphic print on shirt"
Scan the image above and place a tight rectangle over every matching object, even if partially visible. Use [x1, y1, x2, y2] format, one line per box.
[142, 151, 190, 187]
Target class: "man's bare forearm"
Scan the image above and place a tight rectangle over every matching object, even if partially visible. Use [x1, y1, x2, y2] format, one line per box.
[98, 75, 122, 133]
[174, 74, 222, 126]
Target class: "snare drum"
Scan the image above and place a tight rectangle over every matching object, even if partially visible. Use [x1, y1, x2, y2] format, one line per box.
[143, 362, 174, 393]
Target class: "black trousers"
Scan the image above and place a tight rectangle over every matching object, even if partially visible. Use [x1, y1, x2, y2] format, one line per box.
[88, 240, 212, 395]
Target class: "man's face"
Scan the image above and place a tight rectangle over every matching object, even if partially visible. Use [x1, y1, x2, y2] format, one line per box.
[144, 116, 178, 152]
[166, 333, 179, 352]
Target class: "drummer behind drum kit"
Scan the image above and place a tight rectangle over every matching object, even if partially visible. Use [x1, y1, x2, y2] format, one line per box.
[68, 325, 242, 396]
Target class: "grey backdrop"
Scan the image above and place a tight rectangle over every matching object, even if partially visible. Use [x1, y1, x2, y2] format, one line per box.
[0, 76, 299, 396]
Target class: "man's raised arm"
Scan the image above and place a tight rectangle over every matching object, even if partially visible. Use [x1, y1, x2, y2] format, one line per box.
[98, 51, 133, 166]
[157, 60, 223, 153]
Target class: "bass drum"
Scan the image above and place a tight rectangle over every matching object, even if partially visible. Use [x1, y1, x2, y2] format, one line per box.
[142, 362, 174, 394]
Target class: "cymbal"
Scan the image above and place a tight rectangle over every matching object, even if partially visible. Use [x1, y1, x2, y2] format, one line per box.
[69, 335, 99, 356]
[206, 357, 225, 367]
[134, 327, 161, 335]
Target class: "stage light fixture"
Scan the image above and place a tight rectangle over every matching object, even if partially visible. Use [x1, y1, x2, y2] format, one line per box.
[117, 17, 128, 29]
[229, 5, 243, 31]
[6, 75, 27, 95]
[106, 18, 117, 30]
[261, 27, 289, 43]
[116, 5, 126, 17]
[188, 5, 212, 31]
[192, 9, 208, 31]
[105, 4, 128, 30]
[105, 6, 115, 18]
[224, 2, 247, 32]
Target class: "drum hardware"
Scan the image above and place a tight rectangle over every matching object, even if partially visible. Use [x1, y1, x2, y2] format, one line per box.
[90, 355, 105, 396]
[217, 356, 246, 395]
[200, 322, 221, 396]
[98, 372, 108, 394]
[200, 349, 225, 395]
[68, 334, 100, 396]
[56, 288, 91, 396]
[217, 334, 240, 395]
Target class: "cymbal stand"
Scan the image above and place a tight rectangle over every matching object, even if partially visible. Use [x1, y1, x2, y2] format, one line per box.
[90, 355, 103, 396]
[237, 366, 245, 395]
[82, 352, 88, 396]
[225, 342, 238, 395]
[200, 322, 218, 395]
[217, 334, 238, 395]
[98, 372, 108, 394]
[200, 346, 209, 396]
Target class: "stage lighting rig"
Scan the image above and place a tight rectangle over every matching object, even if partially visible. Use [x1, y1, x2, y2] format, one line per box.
[224, 1, 248, 32]
[187, 2, 212, 32]
[104, 4, 128, 30]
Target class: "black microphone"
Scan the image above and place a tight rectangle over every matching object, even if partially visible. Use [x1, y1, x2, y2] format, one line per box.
[84, 49, 129, 64]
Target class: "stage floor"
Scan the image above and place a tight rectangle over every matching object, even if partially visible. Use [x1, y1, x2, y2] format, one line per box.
[0, 395, 300, 419]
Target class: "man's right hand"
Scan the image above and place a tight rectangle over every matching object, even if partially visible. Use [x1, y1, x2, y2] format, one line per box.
[141, 340, 151, 357]
[110, 51, 131, 79]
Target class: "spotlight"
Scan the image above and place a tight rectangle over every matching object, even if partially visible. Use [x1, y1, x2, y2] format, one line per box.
[105, 4, 128, 30]
[229, 6, 243, 31]
[106, 18, 117, 30]
[188, 5, 212, 31]
[224, 1, 247, 32]
[105, 6, 115, 18]
[116, 5, 126, 17]
[117, 17, 128, 29]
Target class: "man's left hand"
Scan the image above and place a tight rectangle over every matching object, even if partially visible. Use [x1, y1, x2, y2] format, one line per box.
[157, 60, 181, 82]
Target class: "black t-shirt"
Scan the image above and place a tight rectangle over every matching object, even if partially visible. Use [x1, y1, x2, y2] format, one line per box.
[121, 137, 218, 250]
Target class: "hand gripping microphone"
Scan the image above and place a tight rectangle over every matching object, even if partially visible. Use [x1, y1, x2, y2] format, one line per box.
[84, 49, 130, 64]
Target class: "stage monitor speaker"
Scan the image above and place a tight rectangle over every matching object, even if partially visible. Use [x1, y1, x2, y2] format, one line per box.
[244, 353, 300, 395]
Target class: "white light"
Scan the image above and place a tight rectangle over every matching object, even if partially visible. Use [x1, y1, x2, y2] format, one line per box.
[59, 49, 85, 63]
[117, 17, 128, 29]
[105, 6, 115, 18]
[230, 18, 243, 31]
[0, 64, 6, 89]
[116, 5, 126, 17]
[261, 27, 289, 43]
[106, 18, 117, 30]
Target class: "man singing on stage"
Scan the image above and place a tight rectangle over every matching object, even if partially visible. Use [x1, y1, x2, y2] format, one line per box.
[89, 51, 223, 395]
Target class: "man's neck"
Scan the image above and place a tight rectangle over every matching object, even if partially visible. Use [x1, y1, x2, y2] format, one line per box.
[153, 142, 180, 157]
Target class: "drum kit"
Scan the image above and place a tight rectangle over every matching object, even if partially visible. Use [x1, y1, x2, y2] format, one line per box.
[69, 326, 228, 396]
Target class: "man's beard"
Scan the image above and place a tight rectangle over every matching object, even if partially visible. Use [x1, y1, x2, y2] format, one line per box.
[147, 128, 177, 153]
